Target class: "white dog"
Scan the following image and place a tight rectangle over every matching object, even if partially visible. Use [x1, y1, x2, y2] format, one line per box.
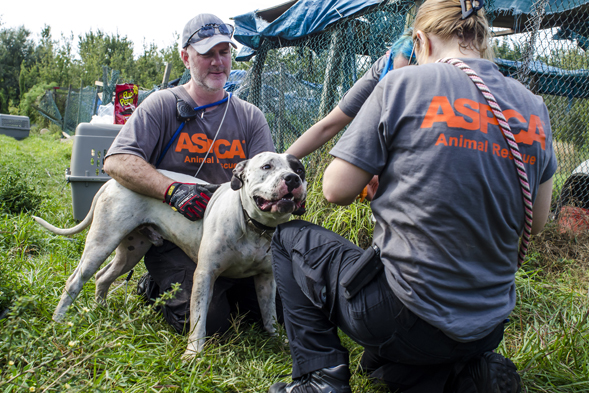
[33, 152, 307, 356]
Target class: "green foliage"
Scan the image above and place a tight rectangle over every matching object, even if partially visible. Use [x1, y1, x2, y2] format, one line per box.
[18, 82, 58, 125]
[493, 38, 525, 61]
[78, 30, 135, 85]
[1, 23, 188, 123]
[0, 165, 44, 215]
[0, 25, 35, 113]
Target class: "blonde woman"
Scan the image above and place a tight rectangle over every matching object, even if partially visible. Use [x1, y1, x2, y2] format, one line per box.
[269, 0, 555, 392]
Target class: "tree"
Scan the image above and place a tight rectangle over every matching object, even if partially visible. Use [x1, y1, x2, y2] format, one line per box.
[77, 30, 135, 85]
[493, 38, 524, 61]
[0, 25, 35, 113]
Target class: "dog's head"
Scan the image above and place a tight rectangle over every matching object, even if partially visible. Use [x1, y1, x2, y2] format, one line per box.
[231, 152, 307, 222]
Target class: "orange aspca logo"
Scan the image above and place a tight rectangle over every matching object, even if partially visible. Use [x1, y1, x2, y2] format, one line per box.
[420, 96, 546, 150]
[174, 133, 246, 159]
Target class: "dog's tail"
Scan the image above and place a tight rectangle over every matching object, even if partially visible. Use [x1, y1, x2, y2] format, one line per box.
[32, 183, 107, 236]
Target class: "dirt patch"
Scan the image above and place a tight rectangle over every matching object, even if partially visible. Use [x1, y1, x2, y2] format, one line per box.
[526, 221, 589, 284]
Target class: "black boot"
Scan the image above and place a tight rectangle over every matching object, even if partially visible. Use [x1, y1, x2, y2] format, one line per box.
[451, 352, 521, 393]
[269, 365, 351, 393]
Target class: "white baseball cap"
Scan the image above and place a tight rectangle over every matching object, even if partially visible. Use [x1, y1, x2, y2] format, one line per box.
[181, 14, 237, 54]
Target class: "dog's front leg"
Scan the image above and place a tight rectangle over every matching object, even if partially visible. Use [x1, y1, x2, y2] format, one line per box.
[183, 269, 215, 358]
[254, 272, 277, 336]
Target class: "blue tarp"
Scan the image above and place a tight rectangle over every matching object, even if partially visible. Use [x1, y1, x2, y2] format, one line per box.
[495, 58, 589, 98]
[232, 0, 381, 50]
[232, 0, 589, 50]
[492, 0, 588, 16]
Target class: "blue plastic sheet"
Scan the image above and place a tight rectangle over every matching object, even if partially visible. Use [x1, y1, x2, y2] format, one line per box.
[232, 0, 589, 49]
[232, 0, 381, 49]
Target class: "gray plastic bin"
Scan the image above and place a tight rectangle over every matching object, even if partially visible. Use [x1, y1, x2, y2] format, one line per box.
[67, 123, 122, 220]
[0, 114, 30, 140]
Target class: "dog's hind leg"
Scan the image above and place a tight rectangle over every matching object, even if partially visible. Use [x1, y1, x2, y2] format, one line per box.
[95, 230, 152, 303]
[52, 222, 130, 322]
[53, 245, 119, 321]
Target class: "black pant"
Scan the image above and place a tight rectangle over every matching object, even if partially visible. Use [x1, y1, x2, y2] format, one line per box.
[144, 240, 283, 335]
[271, 220, 504, 392]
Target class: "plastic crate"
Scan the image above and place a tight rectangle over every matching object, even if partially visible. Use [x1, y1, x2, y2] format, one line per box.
[67, 123, 122, 220]
[0, 114, 30, 140]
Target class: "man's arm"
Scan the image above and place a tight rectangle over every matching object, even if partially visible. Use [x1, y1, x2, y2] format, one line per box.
[103, 154, 173, 200]
[323, 158, 373, 206]
[531, 177, 553, 235]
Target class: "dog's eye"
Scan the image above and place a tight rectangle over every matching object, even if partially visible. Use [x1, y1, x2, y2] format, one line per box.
[262, 164, 272, 170]
[296, 168, 304, 175]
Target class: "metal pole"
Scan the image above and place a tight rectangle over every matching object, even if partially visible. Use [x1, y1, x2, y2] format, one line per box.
[63, 84, 72, 133]
[250, 40, 270, 108]
[318, 29, 345, 118]
[517, 0, 550, 90]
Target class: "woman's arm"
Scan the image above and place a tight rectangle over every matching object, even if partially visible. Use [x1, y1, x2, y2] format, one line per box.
[531, 177, 553, 235]
[323, 158, 373, 206]
[285, 107, 353, 159]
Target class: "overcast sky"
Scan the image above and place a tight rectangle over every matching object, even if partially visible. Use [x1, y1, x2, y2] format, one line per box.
[0, 0, 283, 57]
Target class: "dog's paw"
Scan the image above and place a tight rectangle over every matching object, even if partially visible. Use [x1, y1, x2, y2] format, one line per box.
[182, 340, 204, 362]
[181, 349, 202, 362]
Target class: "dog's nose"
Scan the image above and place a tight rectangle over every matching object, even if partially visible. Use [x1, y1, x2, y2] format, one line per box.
[284, 174, 301, 192]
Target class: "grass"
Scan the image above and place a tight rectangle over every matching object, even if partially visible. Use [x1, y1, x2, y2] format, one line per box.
[1, 132, 589, 392]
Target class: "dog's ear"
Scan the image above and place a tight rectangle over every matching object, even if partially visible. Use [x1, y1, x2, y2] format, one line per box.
[231, 160, 248, 190]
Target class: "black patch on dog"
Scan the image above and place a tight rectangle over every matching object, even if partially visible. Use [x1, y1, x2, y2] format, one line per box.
[231, 160, 248, 190]
[128, 246, 135, 251]
[286, 154, 306, 182]
[128, 236, 134, 241]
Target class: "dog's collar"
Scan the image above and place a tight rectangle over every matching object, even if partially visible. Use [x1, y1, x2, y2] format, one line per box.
[242, 208, 275, 240]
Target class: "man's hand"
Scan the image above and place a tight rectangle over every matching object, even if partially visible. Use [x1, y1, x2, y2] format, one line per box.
[164, 182, 221, 221]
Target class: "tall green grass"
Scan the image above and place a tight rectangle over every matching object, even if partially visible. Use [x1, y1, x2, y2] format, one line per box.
[1, 133, 588, 392]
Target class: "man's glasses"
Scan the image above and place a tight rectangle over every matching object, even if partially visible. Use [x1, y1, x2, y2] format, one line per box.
[184, 23, 234, 48]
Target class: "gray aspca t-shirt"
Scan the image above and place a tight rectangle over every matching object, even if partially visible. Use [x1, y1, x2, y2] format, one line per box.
[330, 58, 557, 342]
[106, 85, 275, 183]
[338, 55, 388, 118]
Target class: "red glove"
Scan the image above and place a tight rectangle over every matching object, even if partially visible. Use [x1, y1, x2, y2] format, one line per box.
[164, 182, 220, 221]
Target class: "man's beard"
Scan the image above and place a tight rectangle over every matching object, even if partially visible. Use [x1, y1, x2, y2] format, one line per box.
[191, 67, 228, 92]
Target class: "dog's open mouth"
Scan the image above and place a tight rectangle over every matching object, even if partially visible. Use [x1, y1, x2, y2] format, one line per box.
[255, 193, 299, 213]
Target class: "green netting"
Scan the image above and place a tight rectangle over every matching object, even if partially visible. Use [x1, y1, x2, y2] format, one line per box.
[234, 0, 416, 164]
[35, 90, 62, 125]
[35, 85, 98, 134]
[233, 0, 589, 212]
[61, 86, 99, 134]
[101, 66, 120, 106]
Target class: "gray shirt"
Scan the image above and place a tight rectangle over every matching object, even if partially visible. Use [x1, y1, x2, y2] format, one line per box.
[107, 85, 275, 183]
[331, 58, 557, 342]
[338, 55, 388, 118]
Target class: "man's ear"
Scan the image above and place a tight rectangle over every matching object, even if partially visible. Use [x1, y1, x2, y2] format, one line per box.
[180, 48, 190, 68]
[231, 160, 248, 190]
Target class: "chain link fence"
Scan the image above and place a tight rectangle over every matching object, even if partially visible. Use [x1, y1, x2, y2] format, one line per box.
[489, 0, 589, 215]
[231, 0, 589, 216]
[233, 1, 417, 165]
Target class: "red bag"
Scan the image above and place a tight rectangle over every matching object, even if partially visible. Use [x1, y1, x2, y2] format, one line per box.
[114, 84, 138, 125]
[558, 206, 589, 234]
